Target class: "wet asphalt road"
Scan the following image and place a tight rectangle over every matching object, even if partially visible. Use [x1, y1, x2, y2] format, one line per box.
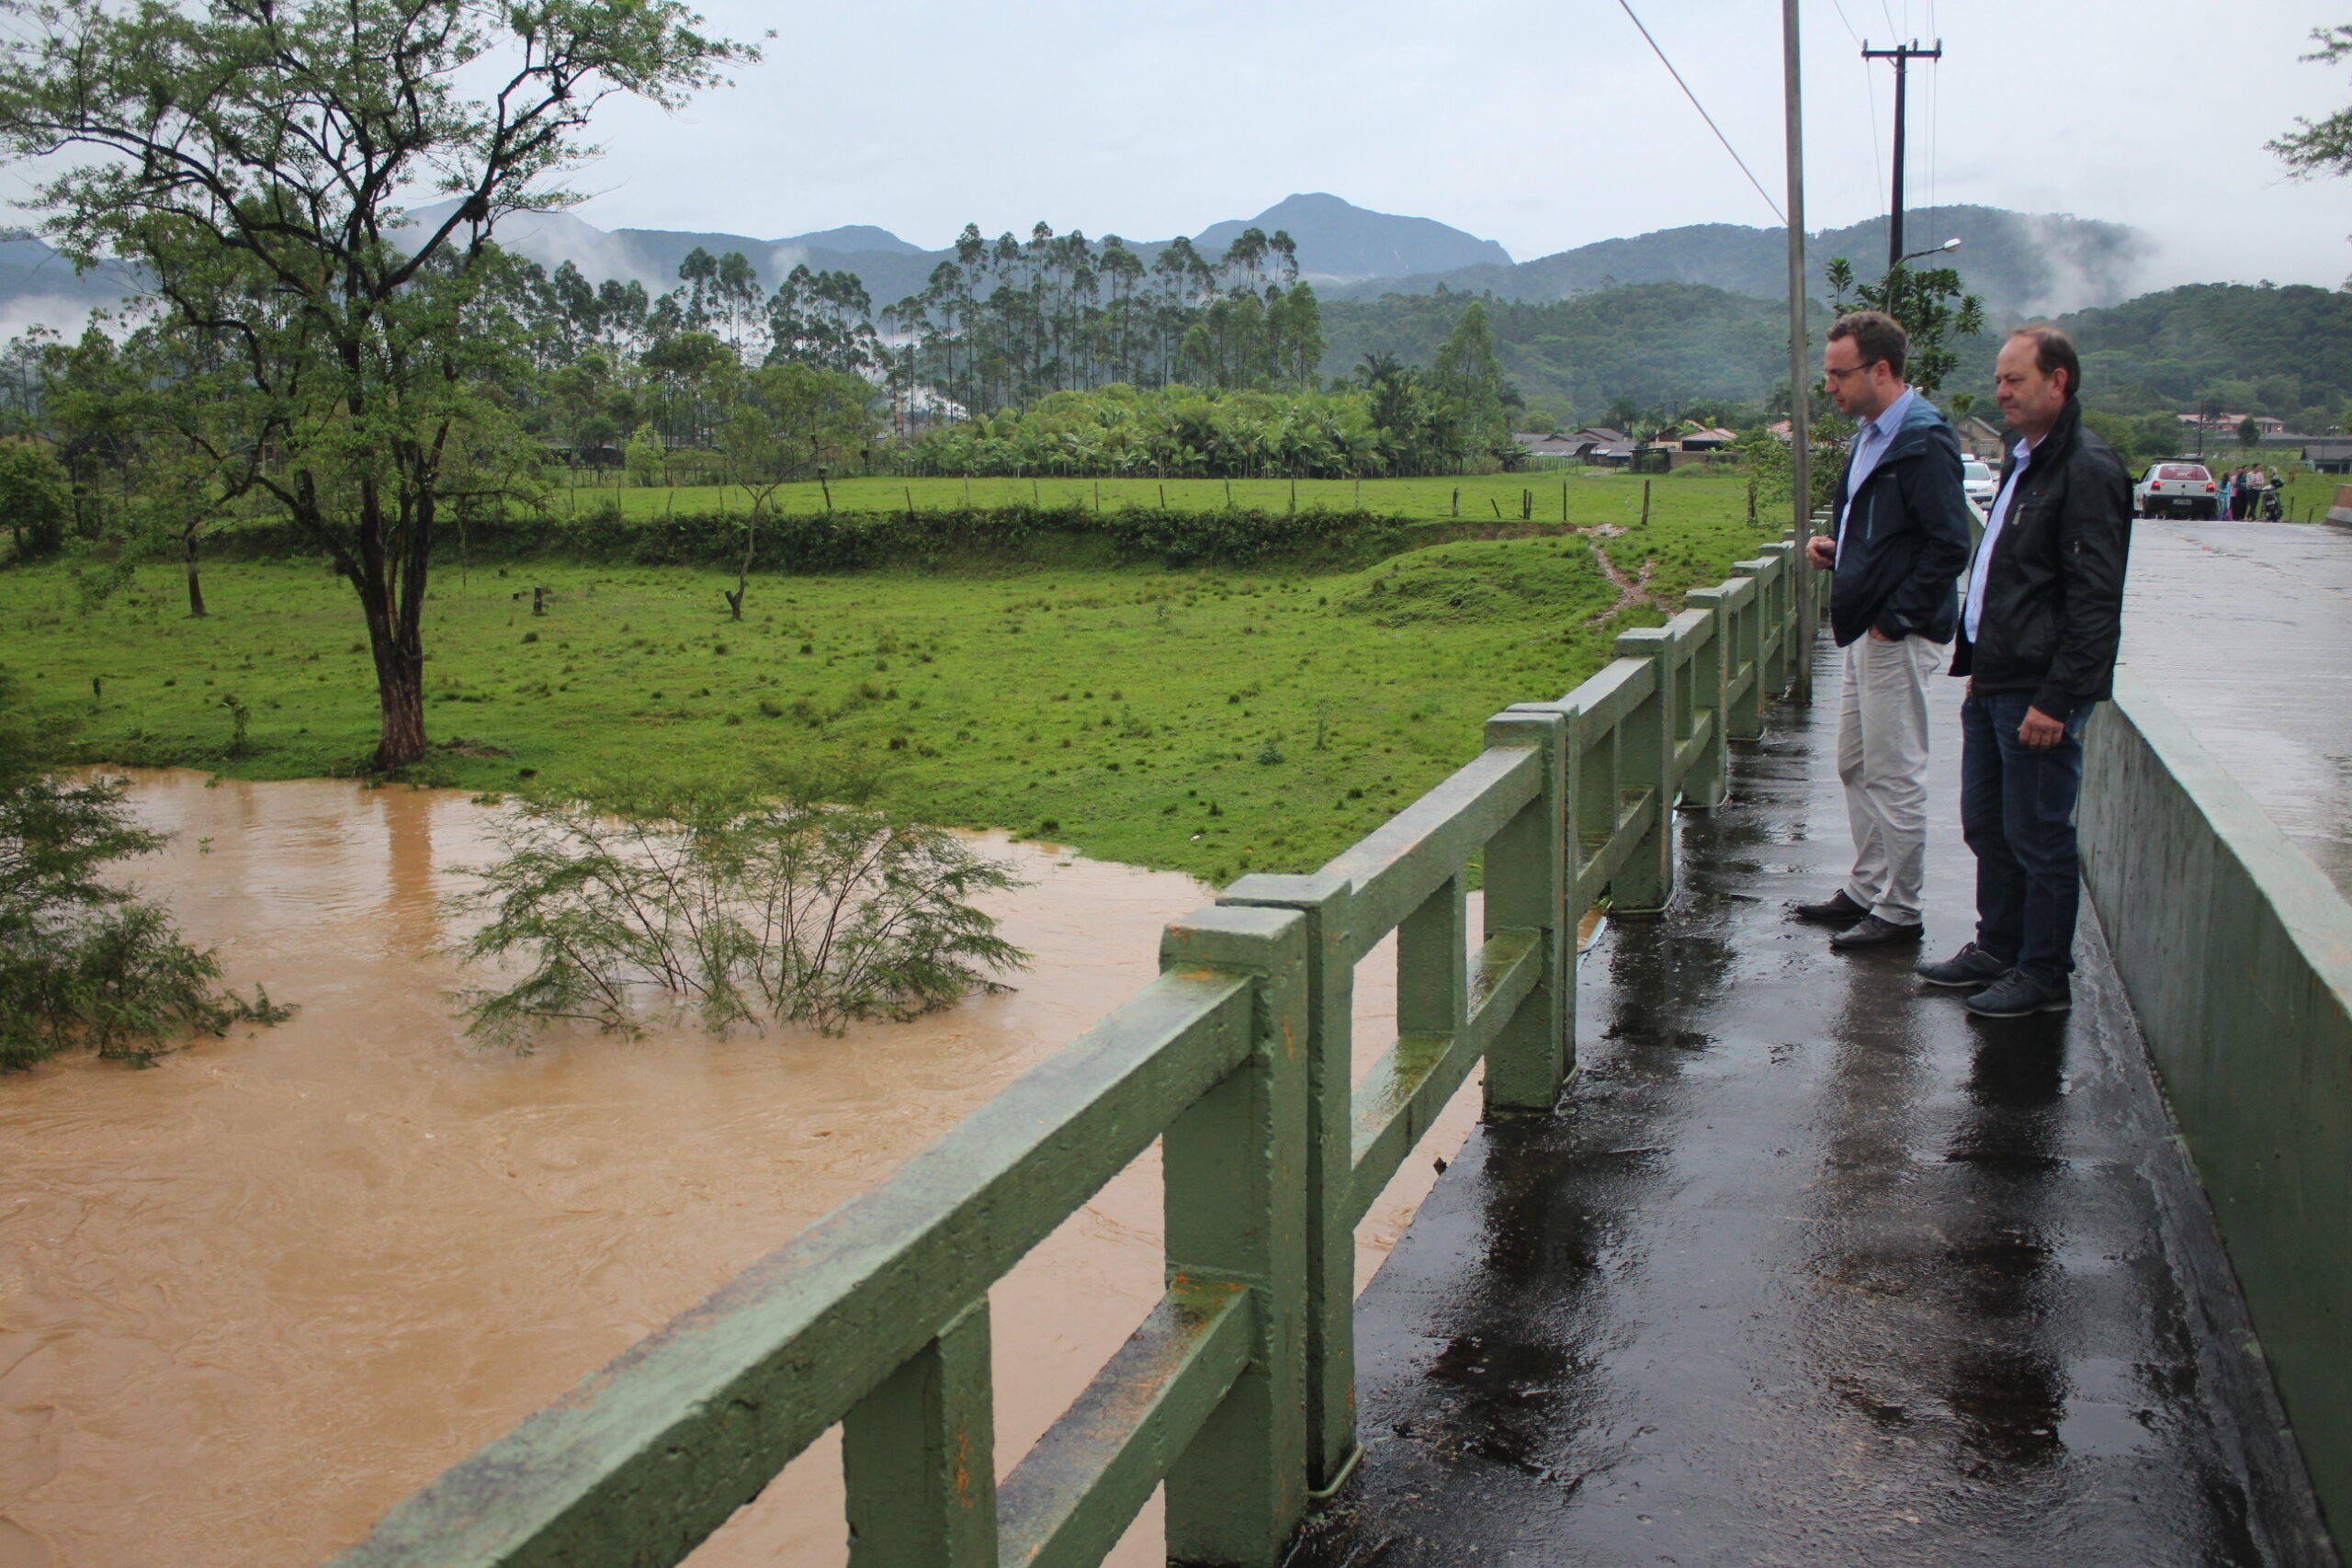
[2119, 520, 2352, 898]
[1289, 646, 2338, 1568]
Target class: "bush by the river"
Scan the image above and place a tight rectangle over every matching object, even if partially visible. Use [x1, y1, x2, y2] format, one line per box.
[0, 670, 288, 1069]
[450, 782, 1029, 1043]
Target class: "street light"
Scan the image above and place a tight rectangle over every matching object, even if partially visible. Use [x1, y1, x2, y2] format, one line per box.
[1897, 237, 1962, 265]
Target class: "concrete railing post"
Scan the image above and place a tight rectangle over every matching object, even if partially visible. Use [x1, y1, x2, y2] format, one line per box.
[1610, 627, 1677, 913]
[1483, 710, 1570, 1109]
[842, 1302, 998, 1568]
[1215, 870, 1357, 1493]
[1678, 594, 1731, 810]
[1159, 906, 1311, 1563]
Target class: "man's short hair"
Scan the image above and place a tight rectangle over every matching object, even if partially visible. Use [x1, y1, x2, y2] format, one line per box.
[1827, 310, 1908, 379]
[2008, 324, 2081, 400]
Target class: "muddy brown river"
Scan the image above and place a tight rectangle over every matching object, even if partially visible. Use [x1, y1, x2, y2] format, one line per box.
[0, 773, 1475, 1568]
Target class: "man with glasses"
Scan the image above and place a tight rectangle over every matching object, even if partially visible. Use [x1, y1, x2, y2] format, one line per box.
[1791, 310, 1973, 950]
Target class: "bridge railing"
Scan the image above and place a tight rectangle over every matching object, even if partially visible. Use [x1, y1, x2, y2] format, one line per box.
[332, 527, 1816, 1568]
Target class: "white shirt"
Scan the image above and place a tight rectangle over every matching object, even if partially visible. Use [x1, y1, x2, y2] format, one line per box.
[1964, 435, 2034, 643]
[1836, 386, 1916, 567]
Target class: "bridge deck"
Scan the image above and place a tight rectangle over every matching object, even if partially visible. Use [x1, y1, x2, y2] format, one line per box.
[1291, 648, 2337, 1568]
[2119, 519, 2352, 900]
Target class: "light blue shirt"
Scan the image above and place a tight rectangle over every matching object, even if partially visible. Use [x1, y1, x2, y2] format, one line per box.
[1964, 434, 2034, 642]
[1836, 386, 1917, 567]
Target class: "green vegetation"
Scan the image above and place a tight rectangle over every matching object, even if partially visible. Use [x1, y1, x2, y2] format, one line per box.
[2269, 24, 2352, 188]
[523, 470, 1716, 525]
[0, 669, 288, 1068]
[1825, 257, 1984, 400]
[1322, 283, 1806, 419]
[454, 784, 1026, 1042]
[0, 473, 1776, 885]
[0, 0, 754, 771]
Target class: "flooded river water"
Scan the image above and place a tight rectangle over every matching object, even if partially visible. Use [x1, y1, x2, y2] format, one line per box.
[0, 773, 1475, 1568]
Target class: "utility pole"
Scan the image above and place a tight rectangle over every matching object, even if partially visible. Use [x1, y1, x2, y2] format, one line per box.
[1861, 39, 1942, 271]
[1783, 0, 1814, 699]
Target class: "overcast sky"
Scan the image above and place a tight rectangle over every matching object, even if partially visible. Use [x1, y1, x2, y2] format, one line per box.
[554, 0, 2351, 290]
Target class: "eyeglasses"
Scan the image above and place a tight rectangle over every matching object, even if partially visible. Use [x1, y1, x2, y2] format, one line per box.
[1823, 364, 1874, 382]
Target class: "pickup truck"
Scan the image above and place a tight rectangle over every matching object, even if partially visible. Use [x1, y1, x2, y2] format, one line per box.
[2134, 462, 2221, 520]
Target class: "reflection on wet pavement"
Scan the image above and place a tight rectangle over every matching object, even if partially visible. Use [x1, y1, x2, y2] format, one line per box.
[1291, 648, 2337, 1568]
[2120, 520, 2352, 898]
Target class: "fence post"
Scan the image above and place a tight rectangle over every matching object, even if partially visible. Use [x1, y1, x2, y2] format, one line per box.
[1754, 543, 1795, 695]
[1610, 627, 1677, 913]
[1722, 571, 1765, 739]
[1216, 870, 1358, 1493]
[842, 1301, 998, 1568]
[1483, 710, 1569, 1109]
[1160, 905, 1311, 1563]
[1678, 593, 1731, 810]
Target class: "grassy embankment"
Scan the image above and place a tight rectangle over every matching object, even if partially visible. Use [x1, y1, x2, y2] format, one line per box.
[2, 472, 1780, 885]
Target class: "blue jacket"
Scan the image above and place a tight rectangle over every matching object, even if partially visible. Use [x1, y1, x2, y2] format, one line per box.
[1826, 394, 1973, 647]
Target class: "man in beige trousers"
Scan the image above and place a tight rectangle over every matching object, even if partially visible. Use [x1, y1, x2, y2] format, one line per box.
[1791, 310, 1974, 950]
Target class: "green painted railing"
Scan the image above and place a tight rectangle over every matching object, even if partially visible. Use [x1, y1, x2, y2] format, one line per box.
[331, 529, 1817, 1568]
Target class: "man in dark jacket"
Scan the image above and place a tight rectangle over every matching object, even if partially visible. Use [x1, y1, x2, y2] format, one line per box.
[1792, 310, 1974, 950]
[1917, 325, 2132, 1017]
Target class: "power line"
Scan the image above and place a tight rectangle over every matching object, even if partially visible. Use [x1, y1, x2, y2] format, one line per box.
[1827, 0, 1887, 205]
[1613, 0, 1786, 226]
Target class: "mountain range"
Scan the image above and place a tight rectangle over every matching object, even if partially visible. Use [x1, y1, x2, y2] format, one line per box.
[0, 193, 2151, 342]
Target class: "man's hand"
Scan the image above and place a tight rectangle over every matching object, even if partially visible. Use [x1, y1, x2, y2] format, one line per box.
[2018, 706, 2066, 748]
[1806, 534, 1835, 570]
[1867, 626, 1896, 642]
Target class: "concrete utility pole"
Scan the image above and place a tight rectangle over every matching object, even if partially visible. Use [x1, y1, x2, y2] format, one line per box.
[1783, 0, 1814, 699]
[1861, 39, 1943, 271]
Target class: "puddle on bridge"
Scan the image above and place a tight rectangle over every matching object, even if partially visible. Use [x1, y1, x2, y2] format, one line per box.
[0, 772, 1477, 1568]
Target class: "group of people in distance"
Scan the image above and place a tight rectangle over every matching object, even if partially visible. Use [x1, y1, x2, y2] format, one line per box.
[1791, 310, 2130, 1021]
[2219, 465, 2284, 522]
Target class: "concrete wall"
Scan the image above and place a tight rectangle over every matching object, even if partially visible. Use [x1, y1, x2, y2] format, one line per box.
[2080, 671, 2352, 1538]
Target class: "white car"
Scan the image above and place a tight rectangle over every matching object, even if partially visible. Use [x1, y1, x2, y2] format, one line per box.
[1960, 457, 1997, 508]
[2134, 462, 2221, 520]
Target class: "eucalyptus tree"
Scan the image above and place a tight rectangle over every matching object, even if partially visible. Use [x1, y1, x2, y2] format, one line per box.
[0, 0, 753, 771]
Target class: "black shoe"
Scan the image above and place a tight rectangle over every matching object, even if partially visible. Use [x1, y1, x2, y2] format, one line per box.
[1963, 970, 2072, 1017]
[1790, 888, 1869, 925]
[1830, 914, 1926, 951]
[1917, 942, 2010, 989]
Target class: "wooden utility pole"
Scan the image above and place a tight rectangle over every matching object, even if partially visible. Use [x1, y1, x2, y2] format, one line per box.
[1783, 0, 1815, 700]
[1862, 39, 1943, 270]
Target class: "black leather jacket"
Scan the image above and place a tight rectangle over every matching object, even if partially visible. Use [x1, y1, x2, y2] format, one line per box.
[1951, 399, 2132, 717]
[1825, 393, 1973, 647]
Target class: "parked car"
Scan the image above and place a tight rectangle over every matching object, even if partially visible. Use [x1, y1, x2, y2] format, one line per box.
[1960, 457, 1997, 508]
[2135, 462, 2221, 519]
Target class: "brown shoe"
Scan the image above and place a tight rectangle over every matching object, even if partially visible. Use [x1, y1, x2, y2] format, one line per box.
[1790, 889, 1869, 925]
[1830, 914, 1926, 951]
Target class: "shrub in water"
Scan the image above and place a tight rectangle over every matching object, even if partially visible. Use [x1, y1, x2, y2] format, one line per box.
[450, 784, 1030, 1041]
[0, 671, 288, 1068]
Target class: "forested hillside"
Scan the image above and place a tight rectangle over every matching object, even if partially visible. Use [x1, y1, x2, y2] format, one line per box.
[2049, 283, 2352, 426]
[1320, 284, 1817, 413]
[1320, 207, 2148, 321]
[1323, 277, 2352, 432]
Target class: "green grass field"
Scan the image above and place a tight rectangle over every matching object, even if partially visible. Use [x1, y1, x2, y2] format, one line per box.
[546, 467, 1748, 527]
[3, 475, 1782, 884]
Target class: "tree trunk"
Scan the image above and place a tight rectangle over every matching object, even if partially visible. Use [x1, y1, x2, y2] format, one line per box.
[373, 653, 428, 772]
[348, 472, 435, 773]
[184, 528, 209, 618]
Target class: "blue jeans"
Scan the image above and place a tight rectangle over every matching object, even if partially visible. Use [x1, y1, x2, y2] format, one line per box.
[1960, 690, 2093, 984]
